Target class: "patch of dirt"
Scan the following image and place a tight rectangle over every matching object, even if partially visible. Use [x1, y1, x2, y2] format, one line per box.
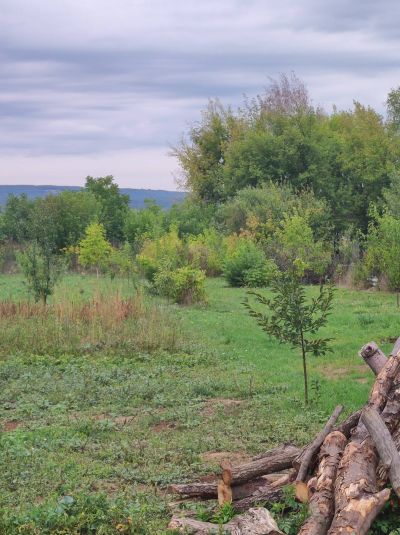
[152, 421, 178, 433]
[321, 365, 367, 380]
[114, 415, 136, 425]
[200, 451, 251, 466]
[91, 480, 120, 494]
[201, 398, 246, 417]
[1, 420, 22, 432]
[355, 378, 369, 384]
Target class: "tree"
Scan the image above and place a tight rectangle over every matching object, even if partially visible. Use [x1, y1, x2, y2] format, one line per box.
[244, 272, 334, 404]
[2, 194, 34, 242]
[17, 242, 64, 304]
[365, 211, 400, 305]
[85, 176, 129, 243]
[78, 223, 112, 277]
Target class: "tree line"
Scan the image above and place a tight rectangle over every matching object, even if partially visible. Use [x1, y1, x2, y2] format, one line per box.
[2, 73, 400, 303]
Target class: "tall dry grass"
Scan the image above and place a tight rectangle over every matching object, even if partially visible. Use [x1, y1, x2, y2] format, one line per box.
[0, 290, 182, 357]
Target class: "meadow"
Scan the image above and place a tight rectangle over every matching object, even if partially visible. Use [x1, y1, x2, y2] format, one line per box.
[0, 275, 399, 533]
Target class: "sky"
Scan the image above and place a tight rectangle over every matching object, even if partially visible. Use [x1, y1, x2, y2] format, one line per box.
[1, 0, 400, 190]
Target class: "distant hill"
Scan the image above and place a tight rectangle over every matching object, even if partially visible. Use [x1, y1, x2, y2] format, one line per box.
[0, 185, 186, 209]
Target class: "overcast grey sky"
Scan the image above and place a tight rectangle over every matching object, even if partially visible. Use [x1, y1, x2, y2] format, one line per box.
[1, 0, 400, 190]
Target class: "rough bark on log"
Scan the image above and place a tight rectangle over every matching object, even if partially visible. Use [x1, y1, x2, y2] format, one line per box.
[168, 507, 284, 534]
[252, 444, 300, 461]
[334, 410, 361, 438]
[294, 405, 343, 502]
[360, 342, 387, 375]
[297, 431, 347, 535]
[234, 487, 284, 512]
[229, 445, 300, 485]
[218, 460, 233, 505]
[170, 477, 286, 501]
[390, 336, 400, 357]
[362, 406, 400, 497]
[327, 351, 400, 535]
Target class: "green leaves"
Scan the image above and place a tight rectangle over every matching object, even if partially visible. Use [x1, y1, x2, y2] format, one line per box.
[244, 271, 334, 403]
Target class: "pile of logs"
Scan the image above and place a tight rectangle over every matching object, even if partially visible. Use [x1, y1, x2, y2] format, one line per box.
[168, 339, 400, 534]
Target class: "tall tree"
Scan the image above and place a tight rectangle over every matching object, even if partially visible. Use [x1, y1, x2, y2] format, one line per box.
[85, 176, 129, 243]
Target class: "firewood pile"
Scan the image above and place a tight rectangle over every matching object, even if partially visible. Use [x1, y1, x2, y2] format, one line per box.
[168, 339, 400, 534]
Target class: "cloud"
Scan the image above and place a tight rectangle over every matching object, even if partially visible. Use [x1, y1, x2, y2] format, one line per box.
[0, 0, 399, 188]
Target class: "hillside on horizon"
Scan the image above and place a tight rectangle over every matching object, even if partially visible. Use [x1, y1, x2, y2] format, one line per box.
[0, 185, 186, 209]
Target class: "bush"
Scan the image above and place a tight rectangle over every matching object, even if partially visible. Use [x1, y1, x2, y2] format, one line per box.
[154, 265, 206, 304]
[243, 259, 278, 287]
[188, 229, 224, 276]
[136, 229, 187, 282]
[223, 237, 274, 287]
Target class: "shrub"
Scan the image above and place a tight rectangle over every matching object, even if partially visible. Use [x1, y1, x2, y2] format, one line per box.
[17, 242, 65, 304]
[188, 229, 224, 276]
[223, 237, 273, 287]
[136, 229, 186, 282]
[271, 214, 332, 278]
[154, 265, 206, 304]
[243, 259, 278, 288]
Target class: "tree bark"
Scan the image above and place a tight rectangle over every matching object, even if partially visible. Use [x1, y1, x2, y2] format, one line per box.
[359, 342, 387, 375]
[294, 405, 343, 502]
[202, 445, 299, 487]
[297, 431, 347, 535]
[327, 351, 400, 535]
[334, 410, 361, 438]
[362, 406, 400, 497]
[234, 488, 284, 513]
[170, 477, 287, 501]
[168, 507, 284, 534]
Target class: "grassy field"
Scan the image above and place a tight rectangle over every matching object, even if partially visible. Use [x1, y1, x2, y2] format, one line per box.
[0, 275, 399, 533]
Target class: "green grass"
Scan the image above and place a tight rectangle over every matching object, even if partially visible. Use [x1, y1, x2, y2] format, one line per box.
[0, 275, 399, 533]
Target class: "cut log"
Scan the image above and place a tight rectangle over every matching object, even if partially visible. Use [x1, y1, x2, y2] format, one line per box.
[218, 460, 233, 505]
[229, 445, 299, 486]
[168, 507, 284, 534]
[170, 477, 286, 501]
[297, 431, 347, 535]
[360, 342, 387, 375]
[170, 445, 300, 500]
[390, 335, 400, 357]
[334, 409, 361, 438]
[327, 351, 400, 535]
[362, 406, 400, 497]
[234, 487, 284, 512]
[294, 405, 343, 502]
[252, 444, 300, 461]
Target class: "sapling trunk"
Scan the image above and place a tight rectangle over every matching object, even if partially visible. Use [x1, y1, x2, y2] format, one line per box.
[300, 332, 309, 405]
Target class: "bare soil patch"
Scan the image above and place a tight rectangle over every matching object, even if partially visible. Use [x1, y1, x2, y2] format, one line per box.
[201, 398, 246, 417]
[200, 451, 252, 466]
[1, 420, 22, 432]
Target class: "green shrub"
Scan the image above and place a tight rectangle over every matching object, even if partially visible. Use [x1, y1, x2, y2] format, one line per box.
[243, 259, 278, 287]
[154, 265, 206, 304]
[136, 229, 187, 282]
[188, 229, 224, 276]
[223, 238, 271, 287]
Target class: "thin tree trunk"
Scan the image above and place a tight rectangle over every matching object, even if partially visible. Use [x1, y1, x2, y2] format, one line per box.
[301, 333, 308, 405]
